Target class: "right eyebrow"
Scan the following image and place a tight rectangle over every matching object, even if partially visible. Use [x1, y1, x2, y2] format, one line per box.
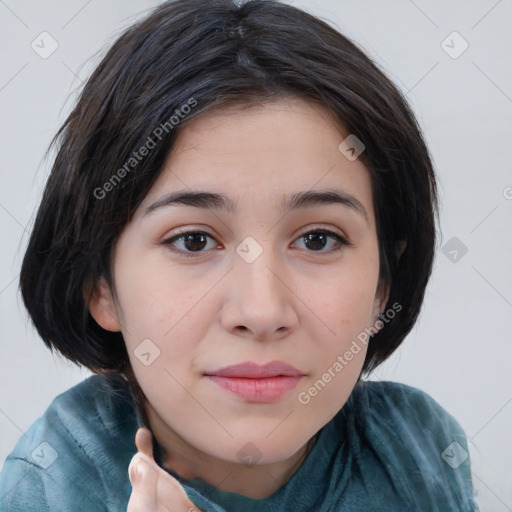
[144, 188, 368, 223]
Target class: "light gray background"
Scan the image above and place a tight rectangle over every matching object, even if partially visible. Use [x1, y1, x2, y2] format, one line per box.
[1, 1, 511, 510]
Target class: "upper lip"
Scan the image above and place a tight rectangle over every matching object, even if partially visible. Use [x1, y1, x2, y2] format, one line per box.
[204, 360, 305, 378]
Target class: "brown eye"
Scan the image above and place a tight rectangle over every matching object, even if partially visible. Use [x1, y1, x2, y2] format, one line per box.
[293, 229, 349, 253]
[163, 231, 218, 257]
[303, 232, 329, 251]
[180, 233, 209, 251]
[162, 228, 350, 259]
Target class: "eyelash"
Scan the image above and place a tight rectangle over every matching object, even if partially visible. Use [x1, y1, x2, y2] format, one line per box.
[162, 228, 351, 258]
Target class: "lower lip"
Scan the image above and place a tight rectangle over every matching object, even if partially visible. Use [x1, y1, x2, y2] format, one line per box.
[206, 375, 302, 402]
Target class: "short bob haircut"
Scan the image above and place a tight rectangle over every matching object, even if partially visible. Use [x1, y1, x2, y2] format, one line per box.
[20, 0, 438, 383]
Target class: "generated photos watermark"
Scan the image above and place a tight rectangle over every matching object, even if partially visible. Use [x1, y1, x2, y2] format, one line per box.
[93, 97, 197, 200]
[298, 301, 402, 405]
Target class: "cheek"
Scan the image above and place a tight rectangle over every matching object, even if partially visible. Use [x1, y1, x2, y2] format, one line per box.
[307, 282, 372, 376]
[294, 271, 375, 423]
[294, 253, 378, 405]
[307, 257, 379, 337]
[113, 255, 218, 375]
[112, 242, 193, 329]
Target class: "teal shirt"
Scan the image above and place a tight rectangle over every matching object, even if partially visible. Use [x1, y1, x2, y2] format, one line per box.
[0, 374, 478, 511]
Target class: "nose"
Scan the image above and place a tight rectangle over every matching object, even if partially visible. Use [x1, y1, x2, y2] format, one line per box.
[219, 240, 299, 342]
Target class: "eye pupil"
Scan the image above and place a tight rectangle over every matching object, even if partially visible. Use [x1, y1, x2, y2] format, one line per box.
[184, 233, 207, 251]
[304, 233, 327, 251]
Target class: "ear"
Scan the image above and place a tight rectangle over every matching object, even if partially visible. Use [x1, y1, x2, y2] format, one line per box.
[371, 241, 405, 324]
[373, 277, 390, 321]
[87, 276, 122, 332]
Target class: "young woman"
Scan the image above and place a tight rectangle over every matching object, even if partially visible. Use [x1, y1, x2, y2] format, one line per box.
[0, 0, 478, 510]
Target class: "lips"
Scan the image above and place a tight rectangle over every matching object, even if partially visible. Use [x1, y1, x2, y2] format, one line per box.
[204, 360, 304, 378]
[204, 361, 305, 402]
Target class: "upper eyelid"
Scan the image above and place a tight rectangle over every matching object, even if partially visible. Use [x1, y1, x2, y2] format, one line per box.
[163, 226, 350, 246]
[164, 224, 348, 239]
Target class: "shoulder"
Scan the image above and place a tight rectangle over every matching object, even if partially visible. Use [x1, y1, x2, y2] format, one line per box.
[0, 374, 138, 512]
[349, 379, 470, 458]
[352, 380, 471, 450]
[342, 380, 479, 511]
[352, 379, 465, 432]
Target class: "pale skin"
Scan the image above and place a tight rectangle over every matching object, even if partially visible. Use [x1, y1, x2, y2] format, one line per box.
[89, 97, 391, 511]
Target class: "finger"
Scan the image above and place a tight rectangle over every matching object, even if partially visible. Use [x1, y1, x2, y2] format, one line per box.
[155, 467, 199, 509]
[135, 427, 154, 459]
[131, 427, 204, 511]
[127, 453, 158, 512]
[128, 452, 203, 512]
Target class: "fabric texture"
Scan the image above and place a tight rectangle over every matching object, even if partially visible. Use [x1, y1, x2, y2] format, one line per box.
[0, 374, 479, 512]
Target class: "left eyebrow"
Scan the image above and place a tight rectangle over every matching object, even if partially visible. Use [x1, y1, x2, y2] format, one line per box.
[145, 188, 368, 223]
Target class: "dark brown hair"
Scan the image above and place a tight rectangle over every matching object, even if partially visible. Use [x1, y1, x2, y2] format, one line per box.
[20, 0, 438, 382]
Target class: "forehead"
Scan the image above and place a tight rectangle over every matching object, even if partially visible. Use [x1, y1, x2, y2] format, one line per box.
[173, 98, 346, 158]
[140, 97, 374, 220]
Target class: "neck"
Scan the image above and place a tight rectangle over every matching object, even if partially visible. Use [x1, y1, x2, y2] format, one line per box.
[143, 399, 317, 499]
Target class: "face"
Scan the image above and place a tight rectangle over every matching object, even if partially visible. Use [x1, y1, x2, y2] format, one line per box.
[91, 97, 387, 466]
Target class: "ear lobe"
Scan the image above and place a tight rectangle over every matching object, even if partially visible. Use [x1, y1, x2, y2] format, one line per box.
[87, 277, 122, 332]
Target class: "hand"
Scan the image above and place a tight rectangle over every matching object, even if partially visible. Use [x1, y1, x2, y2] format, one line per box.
[127, 427, 203, 512]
